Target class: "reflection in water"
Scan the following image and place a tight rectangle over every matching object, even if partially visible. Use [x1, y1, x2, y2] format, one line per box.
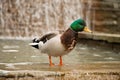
[2, 50, 19, 53]
[0, 39, 120, 70]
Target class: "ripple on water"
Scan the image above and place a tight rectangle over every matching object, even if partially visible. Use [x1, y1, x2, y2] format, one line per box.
[103, 51, 113, 54]
[0, 62, 34, 69]
[93, 54, 101, 57]
[3, 45, 19, 49]
[79, 47, 87, 50]
[5, 64, 17, 69]
[2, 45, 19, 53]
[2, 50, 19, 53]
[104, 57, 114, 60]
[31, 56, 40, 58]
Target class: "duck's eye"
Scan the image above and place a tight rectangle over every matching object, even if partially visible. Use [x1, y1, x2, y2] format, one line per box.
[80, 23, 83, 25]
[80, 22, 86, 26]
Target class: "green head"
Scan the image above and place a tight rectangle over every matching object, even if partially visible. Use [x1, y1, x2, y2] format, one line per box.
[70, 19, 87, 32]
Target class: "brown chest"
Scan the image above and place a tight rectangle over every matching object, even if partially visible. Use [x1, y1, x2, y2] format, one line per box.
[60, 28, 78, 50]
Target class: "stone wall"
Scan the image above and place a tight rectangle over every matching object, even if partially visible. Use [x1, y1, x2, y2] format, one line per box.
[0, 0, 120, 38]
[83, 0, 120, 34]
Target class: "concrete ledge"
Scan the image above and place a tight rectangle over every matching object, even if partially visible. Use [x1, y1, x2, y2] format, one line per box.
[0, 70, 120, 80]
[0, 62, 120, 80]
[78, 32, 120, 43]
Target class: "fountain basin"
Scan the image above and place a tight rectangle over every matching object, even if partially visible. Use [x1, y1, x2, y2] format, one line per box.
[0, 38, 120, 80]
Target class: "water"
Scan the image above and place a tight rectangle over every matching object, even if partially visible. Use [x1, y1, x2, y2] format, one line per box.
[0, 39, 120, 71]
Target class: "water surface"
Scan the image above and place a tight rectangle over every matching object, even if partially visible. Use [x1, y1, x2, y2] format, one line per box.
[0, 39, 120, 71]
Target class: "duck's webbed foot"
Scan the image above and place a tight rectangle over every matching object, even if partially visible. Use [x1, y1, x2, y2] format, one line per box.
[49, 56, 54, 66]
[58, 56, 63, 66]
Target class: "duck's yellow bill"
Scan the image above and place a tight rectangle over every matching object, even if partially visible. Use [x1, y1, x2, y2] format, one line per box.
[83, 26, 92, 33]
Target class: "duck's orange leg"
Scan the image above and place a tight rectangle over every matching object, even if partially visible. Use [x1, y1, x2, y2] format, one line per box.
[59, 56, 63, 66]
[49, 56, 54, 66]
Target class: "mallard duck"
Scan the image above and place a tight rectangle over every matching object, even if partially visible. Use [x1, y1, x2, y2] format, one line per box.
[29, 19, 91, 66]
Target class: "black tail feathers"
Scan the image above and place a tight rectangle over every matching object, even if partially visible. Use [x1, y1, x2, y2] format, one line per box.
[33, 38, 40, 43]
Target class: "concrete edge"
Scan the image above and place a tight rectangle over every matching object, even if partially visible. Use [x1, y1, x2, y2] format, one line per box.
[0, 70, 120, 78]
[78, 32, 120, 43]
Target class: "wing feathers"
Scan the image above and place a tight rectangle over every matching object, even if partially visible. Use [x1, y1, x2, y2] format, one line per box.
[39, 33, 57, 43]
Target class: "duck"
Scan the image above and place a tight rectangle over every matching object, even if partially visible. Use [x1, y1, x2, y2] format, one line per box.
[29, 19, 91, 66]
